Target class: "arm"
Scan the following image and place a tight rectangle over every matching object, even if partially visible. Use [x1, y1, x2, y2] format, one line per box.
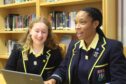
[44, 47, 63, 79]
[5, 44, 21, 71]
[109, 41, 126, 84]
[46, 40, 76, 84]
[53, 47, 63, 69]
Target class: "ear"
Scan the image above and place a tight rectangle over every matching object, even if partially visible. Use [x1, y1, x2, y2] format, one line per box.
[93, 20, 99, 29]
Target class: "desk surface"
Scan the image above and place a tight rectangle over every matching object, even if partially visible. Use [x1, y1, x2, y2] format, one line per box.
[0, 73, 6, 84]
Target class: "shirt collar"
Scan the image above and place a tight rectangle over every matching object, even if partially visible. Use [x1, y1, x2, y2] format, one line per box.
[79, 33, 99, 51]
[29, 47, 44, 57]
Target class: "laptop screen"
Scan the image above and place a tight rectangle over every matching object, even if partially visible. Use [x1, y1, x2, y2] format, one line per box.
[1, 69, 44, 84]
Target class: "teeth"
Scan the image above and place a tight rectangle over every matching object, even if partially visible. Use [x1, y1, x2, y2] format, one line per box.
[77, 33, 81, 37]
[78, 34, 80, 36]
[77, 32, 83, 37]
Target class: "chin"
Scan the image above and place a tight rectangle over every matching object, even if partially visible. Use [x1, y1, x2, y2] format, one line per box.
[35, 42, 43, 45]
[77, 36, 82, 40]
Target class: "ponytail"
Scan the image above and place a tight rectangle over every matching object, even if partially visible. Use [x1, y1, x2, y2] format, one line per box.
[96, 28, 105, 37]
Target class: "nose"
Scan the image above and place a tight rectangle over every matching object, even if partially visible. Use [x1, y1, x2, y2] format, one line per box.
[75, 23, 81, 30]
[38, 32, 43, 37]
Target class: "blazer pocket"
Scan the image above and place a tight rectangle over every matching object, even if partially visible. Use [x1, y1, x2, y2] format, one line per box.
[94, 63, 110, 83]
[94, 63, 108, 68]
[45, 66, 56, 70]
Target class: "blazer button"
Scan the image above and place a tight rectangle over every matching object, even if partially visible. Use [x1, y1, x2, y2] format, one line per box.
[43, 59, 46, 63]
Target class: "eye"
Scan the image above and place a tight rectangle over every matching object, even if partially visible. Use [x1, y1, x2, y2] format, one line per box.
[75, 19, 86, 25]
[42, 31, 46, 33]
[35, 30, 39, 33]
[80, 20, 86, 24]
[41, 30, 48, 34]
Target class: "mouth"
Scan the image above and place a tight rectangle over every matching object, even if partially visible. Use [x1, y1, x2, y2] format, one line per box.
[76, 32, 83, 37]
[36, 38, 43, 42]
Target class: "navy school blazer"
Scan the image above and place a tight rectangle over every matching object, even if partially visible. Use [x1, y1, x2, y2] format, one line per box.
[51, 36, 126, 84]
[5, 44, 62, 80]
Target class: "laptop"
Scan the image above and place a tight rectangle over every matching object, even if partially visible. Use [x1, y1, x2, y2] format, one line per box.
[1, 69, 44, 84]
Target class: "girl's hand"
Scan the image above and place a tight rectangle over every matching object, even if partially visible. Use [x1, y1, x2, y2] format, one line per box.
[44, 79, 56, 84]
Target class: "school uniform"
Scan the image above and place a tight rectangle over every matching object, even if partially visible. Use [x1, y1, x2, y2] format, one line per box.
[5, 45, 62, 80]
[51, 33, 126, 84]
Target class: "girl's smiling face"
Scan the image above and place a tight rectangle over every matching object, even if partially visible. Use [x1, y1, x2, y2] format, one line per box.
[30, 22, 48, 46]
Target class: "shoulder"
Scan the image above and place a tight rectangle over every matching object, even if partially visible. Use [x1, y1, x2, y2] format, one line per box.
[8, 43, 22, 59]
[70, 39, 80, 44]
[106, 38, 123, 46]
[105, 38, 123, 51]
[45, 46, 61, 54]
[11, 43, 22, 52]
[69, 39, 80, 48]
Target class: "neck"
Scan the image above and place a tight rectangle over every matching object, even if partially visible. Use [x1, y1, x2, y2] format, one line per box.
[32, 44, 44, 53]
[84, 33, 96, 48]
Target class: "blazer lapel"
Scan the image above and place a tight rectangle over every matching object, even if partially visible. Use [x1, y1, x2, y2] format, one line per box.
[88, 37, 107, 80]
[68, 41, 80, 84]
[40, 47, 51, 76]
